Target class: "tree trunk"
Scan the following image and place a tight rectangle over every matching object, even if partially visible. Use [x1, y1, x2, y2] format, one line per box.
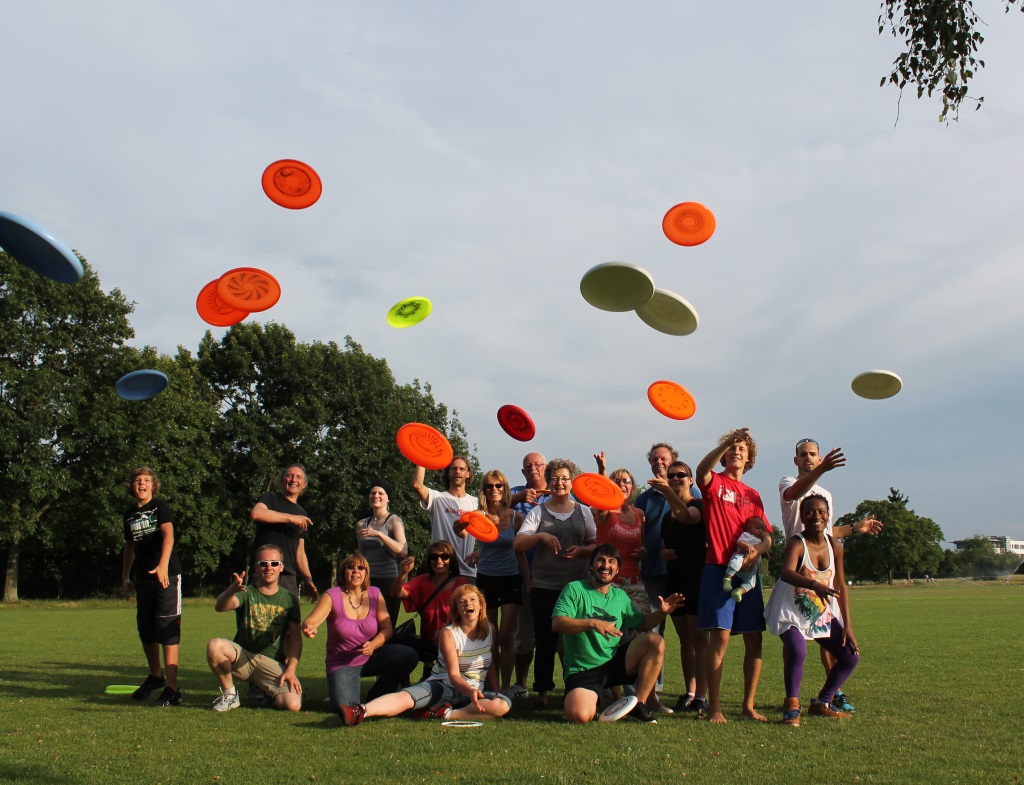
[3, 543, 19, 603]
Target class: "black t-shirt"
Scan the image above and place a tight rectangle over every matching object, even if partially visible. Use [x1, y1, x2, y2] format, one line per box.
[663, 499, 706, 580]
[124, 498, 180, 580]
[251, 491, 308, 576]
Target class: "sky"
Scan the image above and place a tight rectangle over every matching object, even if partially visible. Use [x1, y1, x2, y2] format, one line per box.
[4, 2, 1024, 545]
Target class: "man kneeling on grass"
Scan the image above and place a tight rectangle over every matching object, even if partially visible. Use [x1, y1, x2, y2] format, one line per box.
[206, 544, 303, 712]
[553, 544, 684, 724]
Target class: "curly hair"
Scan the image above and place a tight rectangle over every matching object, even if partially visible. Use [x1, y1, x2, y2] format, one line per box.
[544, 458, 579, 484]
[717, 430, 758, 472]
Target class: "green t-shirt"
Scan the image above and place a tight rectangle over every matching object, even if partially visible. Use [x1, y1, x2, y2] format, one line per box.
[233, 585, 300, 663]
[553, 579, 646, 676]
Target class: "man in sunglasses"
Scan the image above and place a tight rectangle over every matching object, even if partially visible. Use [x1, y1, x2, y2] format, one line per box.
[206, 544, 303, 712]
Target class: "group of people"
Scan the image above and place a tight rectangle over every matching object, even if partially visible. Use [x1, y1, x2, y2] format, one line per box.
[121, 430, 881, 726]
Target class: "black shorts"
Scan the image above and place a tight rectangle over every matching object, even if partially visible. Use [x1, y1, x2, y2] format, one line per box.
[135, 575, 182, 645]
[476, 573, 522, 608]
[666, 564, 703, 617]
[563, 644, 633, 695]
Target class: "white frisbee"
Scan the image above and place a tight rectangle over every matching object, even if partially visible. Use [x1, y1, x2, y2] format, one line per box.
[580, 262, 655, 312]
[635, 288, 699, 336]
[441, 720, 483, 728]
[598, 695, 638, 722]
[851, 370, 902, 400]
[116, 370, 169, 401]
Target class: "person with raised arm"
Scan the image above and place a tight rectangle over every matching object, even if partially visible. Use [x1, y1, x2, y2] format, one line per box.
[412, 456, 479, 580]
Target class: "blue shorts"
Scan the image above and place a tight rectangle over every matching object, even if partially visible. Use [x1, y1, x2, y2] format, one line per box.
[697, 563, 766, 634]
[402, 679, 511, 712]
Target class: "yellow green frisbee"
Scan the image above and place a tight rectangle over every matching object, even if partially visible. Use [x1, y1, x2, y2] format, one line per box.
[387, 296, 432, 328]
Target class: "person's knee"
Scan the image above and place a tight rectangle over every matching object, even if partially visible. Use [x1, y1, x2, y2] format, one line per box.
[275, 692, 302, 712]
[206, 638, 230, 665]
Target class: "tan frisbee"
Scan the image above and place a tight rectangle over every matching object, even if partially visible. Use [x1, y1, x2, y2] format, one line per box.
[580, 262, 655, 312]
[635, 288, 699, 336]
[851, 370, 902, 400]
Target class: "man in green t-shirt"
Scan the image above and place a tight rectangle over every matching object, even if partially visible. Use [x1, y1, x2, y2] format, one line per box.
[206, 544, 303, 712]
[553, 543, 683, 724]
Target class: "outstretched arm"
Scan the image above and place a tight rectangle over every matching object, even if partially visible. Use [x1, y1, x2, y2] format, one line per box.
[782, 447, 846, 502]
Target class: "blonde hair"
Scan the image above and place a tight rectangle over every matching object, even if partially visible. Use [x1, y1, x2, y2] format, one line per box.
[478, 469, 512, 509]
[339, 552, 371, 588]
[448, 584, 490, 640]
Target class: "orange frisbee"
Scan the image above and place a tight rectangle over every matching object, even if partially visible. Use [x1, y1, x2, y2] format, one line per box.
[261, 159, 322, 209]
[647, 380, 697, 420]
[572, 473, 624, 511]
[196, 279, 249, 327]
[396, 422, 454, 471]
[216, 267, 281, 313]
[662, 202, 716, 247]
[460, 511, 499, 543]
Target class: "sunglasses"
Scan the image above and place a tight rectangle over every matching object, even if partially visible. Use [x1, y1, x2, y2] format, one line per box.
[345, 565, 368, 571]
[483, 483, 504, 490]
[429, 553, 452, 561]
[257, 560, 282, 568]
[667, 472, 690, 480]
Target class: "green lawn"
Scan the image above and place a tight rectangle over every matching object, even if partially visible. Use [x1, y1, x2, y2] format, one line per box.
[1, 582, 1021, 785]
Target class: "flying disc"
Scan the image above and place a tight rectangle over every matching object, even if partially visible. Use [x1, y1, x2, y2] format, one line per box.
[599, 695, 638, 723]
[396, 422, 454, 470]
[441, 720, 483, 728]
[460, 511, 499, 543]
[579, 262, 655, 312]
[261, 159, 322, 209]
[116, 370, 169, 401]
[0, 211, 84, 283]
[635, 289, 700, 336]
[105, 685, 139, 695]
[196, 279, 249, 327]
[216, 267, 281, 313]
[496, 404, 536, 441]
[572, 473, 624, 511]
[851, 370, 902, 400]
[387, 296, 433, 328]
[662, 202, 716, 246]
[647, 380, 696, 420]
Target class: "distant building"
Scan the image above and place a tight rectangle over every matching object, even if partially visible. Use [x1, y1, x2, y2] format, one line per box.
[952, 536, 1024, 555]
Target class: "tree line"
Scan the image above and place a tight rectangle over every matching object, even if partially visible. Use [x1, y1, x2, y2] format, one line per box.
[0, 252, 474, 601]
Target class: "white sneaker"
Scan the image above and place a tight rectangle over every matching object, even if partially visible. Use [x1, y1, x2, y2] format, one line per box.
[505, 685, 529, 700]
[212, 688, 240, 712]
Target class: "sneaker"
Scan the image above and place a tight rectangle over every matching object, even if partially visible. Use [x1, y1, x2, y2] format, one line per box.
[132, 674, 165, 701]
[808, 698, 851, 719]
[782, 697, 801, 726]
[505, 685, 529, 700]
[673, 694, 694, 712]
[831, 691, 856, 712]
[153, 687, 182, 707]
[211, 688, 240, 712]
[689, 697, 709, 717]
[247, 684, 268, 703]
[411, 702, 452, 721]
[337, 702, 366, 726]
[651, 702, 674, 715]
[626, 701, 658, 724]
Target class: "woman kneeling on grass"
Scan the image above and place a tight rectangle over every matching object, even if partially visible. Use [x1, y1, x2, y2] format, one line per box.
[337, 584, 511, 725]
[764, 494, 860, 726]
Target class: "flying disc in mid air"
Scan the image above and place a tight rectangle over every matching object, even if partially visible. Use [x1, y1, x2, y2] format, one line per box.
[572, 473, 624, 511]
[216, 267, 281, 313]
[0, 211, 84, 283]
[497, 404, 536, 441]
[851, 370, 902, 400]
[459, 511, 499, 543]
[196, 279, 249, 327]
[647, 380, 696, 420]
[579, 262, 655, 312]
[635, 289, 699, 336]
[116, 370, 169, 401]
[662, 202, 716, 247]
[261, 159, 322, 209]
[396, 422, 454, 471]
[387, 297, 432, 328]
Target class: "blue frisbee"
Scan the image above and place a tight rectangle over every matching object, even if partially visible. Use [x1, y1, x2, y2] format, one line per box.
[0, 211, 84, 284]
[116, 370, 169, 401]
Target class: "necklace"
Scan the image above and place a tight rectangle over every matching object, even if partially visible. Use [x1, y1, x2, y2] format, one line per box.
[344, 589, 363, 610]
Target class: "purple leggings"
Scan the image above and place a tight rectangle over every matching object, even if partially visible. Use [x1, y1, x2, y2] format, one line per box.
[780, 620, 860, 704]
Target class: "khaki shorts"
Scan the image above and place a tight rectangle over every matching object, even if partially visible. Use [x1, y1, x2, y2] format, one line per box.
[228, 641, 288, 696]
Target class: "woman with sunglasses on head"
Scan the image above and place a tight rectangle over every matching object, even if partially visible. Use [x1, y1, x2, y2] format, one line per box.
[391, 540, 468, 677]
[455, 469, 528, 695]
[356, 481, 408, 624]
[514, 458, 597, 708]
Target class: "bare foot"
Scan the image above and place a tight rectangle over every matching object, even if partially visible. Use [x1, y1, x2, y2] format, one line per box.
[708, 711, 728, 724]
[742, 707, 768, 722]
[535, 692, 549, 709]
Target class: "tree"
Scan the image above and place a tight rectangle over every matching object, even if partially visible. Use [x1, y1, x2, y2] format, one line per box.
[938, 536, 1022, 577]
[839, 487, 944, 582]
[880, 0, 1024, 122]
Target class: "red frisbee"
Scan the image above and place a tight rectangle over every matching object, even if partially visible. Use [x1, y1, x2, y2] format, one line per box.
[396, 423, 454, 471]
[647, 380, 697, 420]
[496, 404, 536, 442]
[261, 159, 322, 209]
[572, 473, 623, 511]
[196, 279, 249, 327]
[662, 202, 716, 246]
[460, 511, 499, 543]
[216, 267, 281, 313]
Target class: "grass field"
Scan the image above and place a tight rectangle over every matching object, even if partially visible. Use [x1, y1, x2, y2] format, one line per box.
[1, 581, 1021, 785]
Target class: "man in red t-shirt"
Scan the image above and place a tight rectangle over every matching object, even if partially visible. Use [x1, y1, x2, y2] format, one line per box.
[695, 428, 773, 725]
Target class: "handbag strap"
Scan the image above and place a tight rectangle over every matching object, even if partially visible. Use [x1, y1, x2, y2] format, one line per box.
[411, 575, 454, 617]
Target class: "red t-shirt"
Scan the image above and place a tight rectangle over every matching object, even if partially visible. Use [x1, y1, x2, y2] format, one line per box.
[698, 472, 772, 566]
[595, 507, 645, 579]
[401, 574, 468, 643]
